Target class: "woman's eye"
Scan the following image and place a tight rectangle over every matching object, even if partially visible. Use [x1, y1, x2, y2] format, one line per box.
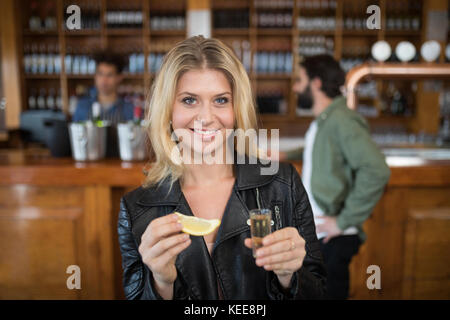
[182, 97, 196, 105]
[215, 97, 229, 104]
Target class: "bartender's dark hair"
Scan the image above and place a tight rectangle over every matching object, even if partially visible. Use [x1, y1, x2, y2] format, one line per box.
[93, 51, 125, 74]
[300, 54, 346, 98]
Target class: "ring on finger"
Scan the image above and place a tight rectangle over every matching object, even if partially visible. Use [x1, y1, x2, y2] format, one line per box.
[290, 239, 295, 251]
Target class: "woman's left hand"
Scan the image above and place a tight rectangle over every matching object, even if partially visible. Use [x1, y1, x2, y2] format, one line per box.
[244, 227, 306, 288]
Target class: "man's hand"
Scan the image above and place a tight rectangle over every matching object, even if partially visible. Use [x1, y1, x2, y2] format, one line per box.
[316, 216, 342, 243]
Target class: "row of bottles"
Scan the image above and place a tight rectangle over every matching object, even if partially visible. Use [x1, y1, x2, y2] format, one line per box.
[28, 0, 57, 31]
[297, 16, 335, 31]
[253, 51, 293, 74]
[127, 52, 146, 74]
[257, 91, 287, 114]
[297, 0, 337, 10]
[298, 36, 334, 57]
[28, 87, 63, 111]
[231, 41, 251, 72]
[64, 53, 96, 75]
[256, 13, 292, 28]
[150, 15, 185, 31]
[355, 81, 378, 99]
[385, 16, 420, 31]
[380, 81, 415, 116]
[385, 0, 422, 31]
[23, 43, 61, 74]
[147, 53, 165, 73]
[439, 88, 450, 141]
[340, 57, 364, 73]
[213, 10, 249, 29]
[254, 0, 294, 9]
[105, 11, 143, 29]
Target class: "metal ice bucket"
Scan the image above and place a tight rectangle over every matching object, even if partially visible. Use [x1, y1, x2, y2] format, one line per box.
[117, 122, 147, 161]
[68, 122, 108, 161]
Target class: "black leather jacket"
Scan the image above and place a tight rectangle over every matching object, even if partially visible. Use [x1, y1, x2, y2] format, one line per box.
[118, 160, 327, 300]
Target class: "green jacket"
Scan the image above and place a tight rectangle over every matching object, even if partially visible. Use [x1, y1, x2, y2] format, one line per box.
[286, 96, 390, 242]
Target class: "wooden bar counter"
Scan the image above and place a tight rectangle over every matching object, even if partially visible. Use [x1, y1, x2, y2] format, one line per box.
[1, 148, 449, 299]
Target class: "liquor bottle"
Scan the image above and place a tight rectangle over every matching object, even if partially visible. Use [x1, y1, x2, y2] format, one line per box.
[65, 47, 73, 74]
[54, 45, 61, 74]
[91, 101, 103, 126]
[56, 88, 63, 111]
[31, 43, 39, 74]
[38, 43, 47, 74]
[37, 88, 47, 109]
[72, 50, 80, 74]
[28, 88, 37, 110]
[44, 1, 57, 30]
[132, 105, 143, 125]
[79, 52, 88, 74]
[46, 88, 56, 110]
[29, 0, 41, 30]
[24, 44, 32, 74]
[69, 94, 78, 116]
[88, 56, 96, 74]
[129, 51, 137, 74]
[46, 43, 54, 74]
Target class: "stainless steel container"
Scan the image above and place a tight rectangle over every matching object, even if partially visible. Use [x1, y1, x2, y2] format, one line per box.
[117, 122, 147, 161]
[68, 122, 107, 161]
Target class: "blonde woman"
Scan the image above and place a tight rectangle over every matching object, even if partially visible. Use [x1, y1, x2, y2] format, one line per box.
[118, 36, 326, 300]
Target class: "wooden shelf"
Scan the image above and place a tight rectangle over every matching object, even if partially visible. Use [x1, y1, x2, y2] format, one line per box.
[342, 30, 379, 36]
[23, 29, 58, 36]
[256, 28, 292, 36]
[66, 74, 95, 80]
[63, 30, 101, 36]
[212, 29, 249, 36]
[297, 30, 335, 36]
[150, 30, 186, 36]
[66, 74, 145, 80]
[105, 29, 143, 36]
[384, 30, 422, 37]
[253, 74, 291, 80]
[24, 74, 61, 80]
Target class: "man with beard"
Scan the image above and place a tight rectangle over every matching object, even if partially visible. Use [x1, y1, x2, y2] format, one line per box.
[278, 55, 390, 299]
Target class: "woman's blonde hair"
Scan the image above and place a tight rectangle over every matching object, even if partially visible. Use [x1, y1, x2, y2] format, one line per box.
[143, 35, 259, 189]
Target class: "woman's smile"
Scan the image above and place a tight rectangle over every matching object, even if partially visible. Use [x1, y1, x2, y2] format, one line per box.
[190, 127, 220, 141]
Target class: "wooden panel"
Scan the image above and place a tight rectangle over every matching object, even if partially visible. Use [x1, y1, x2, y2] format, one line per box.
[0, 0, 22, 129]
[0, 185, 84, 208]
[0, 207, 82, 299]
[0, 184, 117, 299]
[349, 187, 450, 299]
[402, 209, 450, 299]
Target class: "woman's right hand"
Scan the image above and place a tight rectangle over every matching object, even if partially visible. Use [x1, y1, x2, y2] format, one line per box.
[138, 213, 191, 289]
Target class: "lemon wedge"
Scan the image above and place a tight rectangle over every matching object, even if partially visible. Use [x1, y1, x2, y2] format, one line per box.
[174, 212, 221, 236]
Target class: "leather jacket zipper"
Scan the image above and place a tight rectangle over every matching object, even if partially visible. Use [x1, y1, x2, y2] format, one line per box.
[256, 187, 261, 209]
[274, 204, 282, 230]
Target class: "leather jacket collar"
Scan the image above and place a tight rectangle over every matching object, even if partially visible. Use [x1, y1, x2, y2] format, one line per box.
[136, 154, 276, 207]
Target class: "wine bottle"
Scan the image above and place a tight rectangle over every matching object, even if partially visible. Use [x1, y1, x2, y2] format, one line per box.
[91, 101, 103, 126]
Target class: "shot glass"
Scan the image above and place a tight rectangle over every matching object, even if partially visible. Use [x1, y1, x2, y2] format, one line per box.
[249, 208, 272, 258]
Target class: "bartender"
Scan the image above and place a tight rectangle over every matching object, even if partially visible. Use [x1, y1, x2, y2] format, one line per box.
[72, 52, 134, 124]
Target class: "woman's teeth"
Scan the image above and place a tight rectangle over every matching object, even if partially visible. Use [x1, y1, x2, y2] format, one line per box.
[193, 128, 218, 135]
